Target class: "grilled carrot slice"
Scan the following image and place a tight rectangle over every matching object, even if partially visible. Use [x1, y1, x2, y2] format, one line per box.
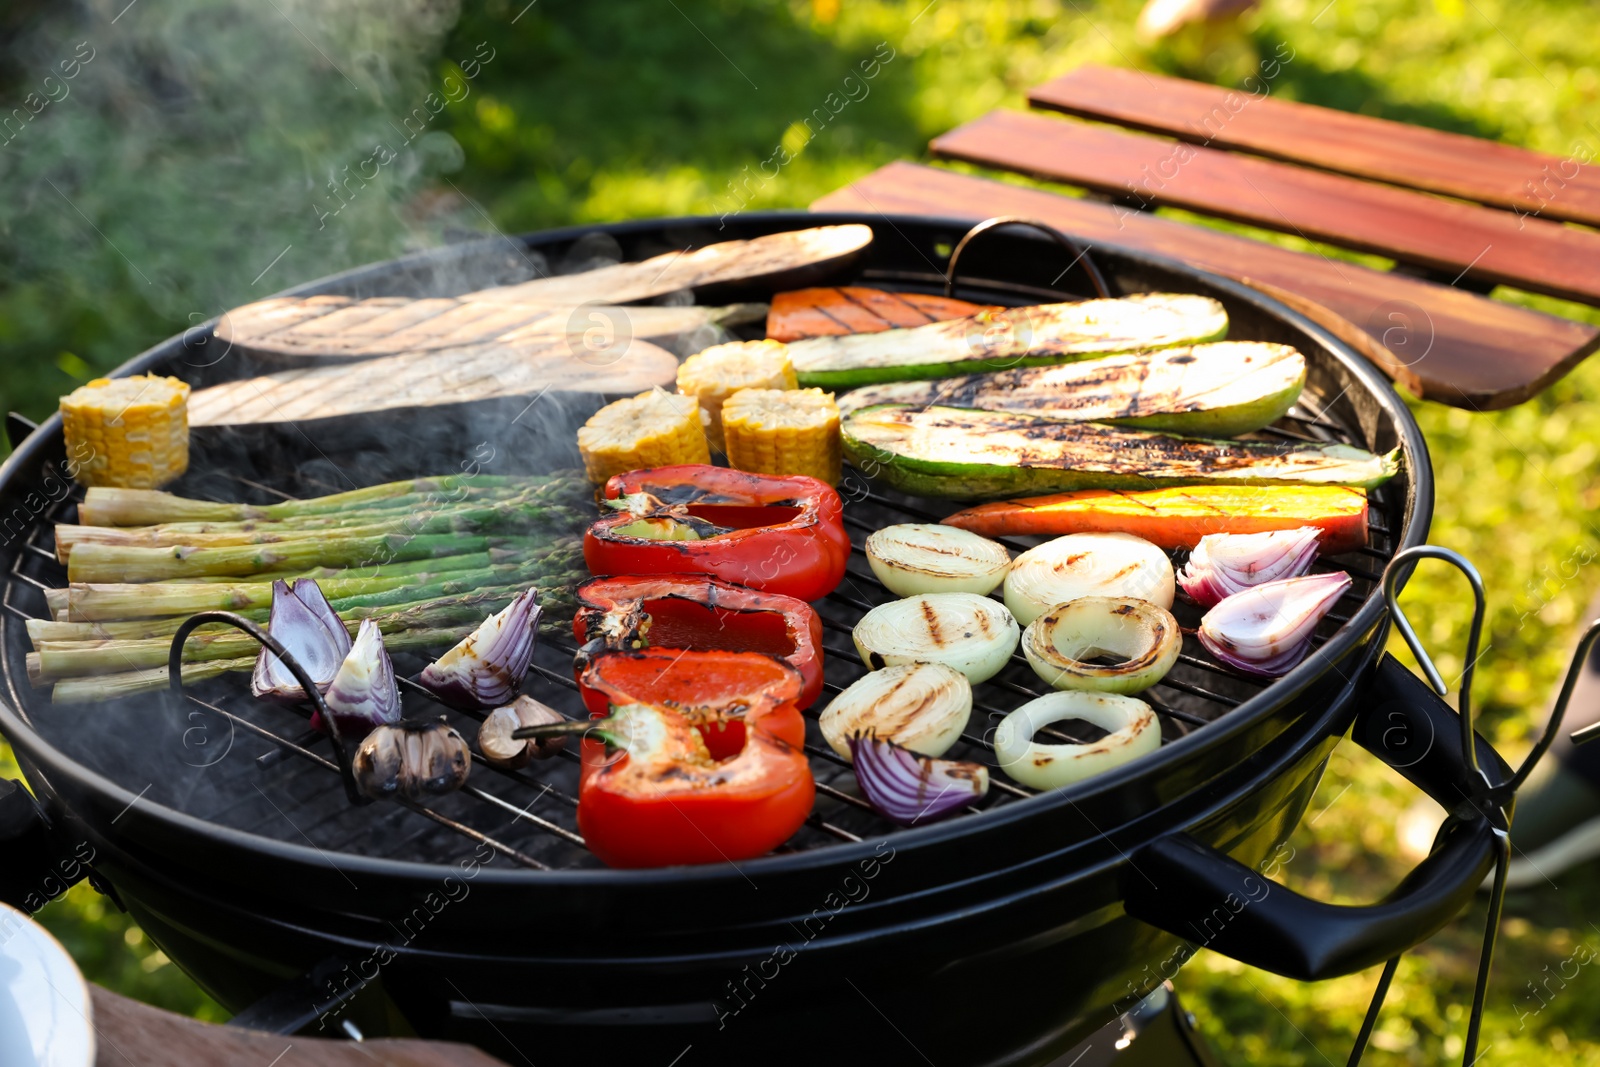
[942, 485, 1369, 554]
[766, 287, 998, 342]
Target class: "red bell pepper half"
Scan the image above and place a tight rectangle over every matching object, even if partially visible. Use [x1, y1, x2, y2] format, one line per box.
[574, 649, 814, 868]
[583, 465, 850, 602]
[572, 573, 825, 715]
[580, 646, 805, 753]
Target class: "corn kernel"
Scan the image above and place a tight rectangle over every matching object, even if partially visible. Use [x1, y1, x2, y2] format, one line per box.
[60, 375, 191, 489]
[578, 388, 709, 483]
[676, 339, 797, 451]
[721, 387, 840, 485]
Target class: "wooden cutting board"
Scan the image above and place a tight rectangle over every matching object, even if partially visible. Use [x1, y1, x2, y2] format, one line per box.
[188, 337, 678, 426]
[217, 298, 767, 361]
[216, 224, 871, 361]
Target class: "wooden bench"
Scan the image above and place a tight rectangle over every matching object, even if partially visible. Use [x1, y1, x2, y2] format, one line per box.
[1031, 64, 1600, 228]
[814, 65, 1600, 411]
[931, 110, 1600, 305]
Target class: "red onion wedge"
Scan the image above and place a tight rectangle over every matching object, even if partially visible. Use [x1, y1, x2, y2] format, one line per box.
[1197, 570, 1352, 678]
[315, 618, 401, 738]
[1177, 527, 1322, 608]
[251, 578, 352, 703]
[418, 589, 541, 711]
[846, 735, 988, 826]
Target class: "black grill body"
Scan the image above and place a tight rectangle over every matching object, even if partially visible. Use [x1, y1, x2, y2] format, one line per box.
[0, 213, 1456, 1065]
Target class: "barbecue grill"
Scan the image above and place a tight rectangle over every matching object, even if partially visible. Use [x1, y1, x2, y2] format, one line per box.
[0, 213, 1522, 1066]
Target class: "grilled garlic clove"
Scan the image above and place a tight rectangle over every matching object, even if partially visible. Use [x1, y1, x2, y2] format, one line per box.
[251, 578, 352, 703]
[353, 718, 471, 801]
[317, 618, 401, 737]
[477, 695, 568, 768]
[418, 589, 541, 711]
[352, 724, 404, 799]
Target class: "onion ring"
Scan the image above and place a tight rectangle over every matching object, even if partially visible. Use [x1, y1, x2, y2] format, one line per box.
[1021, 596, 1180, 694]
[992, 691, 1160, 789]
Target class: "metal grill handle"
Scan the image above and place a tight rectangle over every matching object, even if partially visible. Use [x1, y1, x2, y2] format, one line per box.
[943, 216, 1114, 301]
[167, 611, 371, 807]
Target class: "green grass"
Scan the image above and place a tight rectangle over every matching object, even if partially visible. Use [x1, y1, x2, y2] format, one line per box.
[4, 0, 1600, 1060]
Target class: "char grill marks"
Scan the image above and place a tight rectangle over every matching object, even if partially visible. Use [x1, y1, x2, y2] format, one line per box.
[0, 364, 1393, 875]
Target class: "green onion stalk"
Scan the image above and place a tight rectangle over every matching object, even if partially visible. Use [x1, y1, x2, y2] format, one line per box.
[46, 546, 552, 615]
[152, 551, 497, 586]
[58, 502, 589, 559]
[47, 625, 491, 704]
[29, 578, 584, 681]
[76, 471, 589, 526]
[29, 563, 586, 646]
[56, 478, 594, 559]
[53, 541, 584, 622]
[64, 525, 594, 584]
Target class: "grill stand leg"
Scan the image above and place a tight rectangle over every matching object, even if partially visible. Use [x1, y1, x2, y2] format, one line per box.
[0, 777, 95, 914]
[1041, 983, 1220, 1067]
[227, 955, 376, 1036]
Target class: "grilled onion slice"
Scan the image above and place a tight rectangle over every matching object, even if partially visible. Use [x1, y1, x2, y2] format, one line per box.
[865, 523, 1011, 596]
[993, 690, 1160, 789]
[1004, 532, 1174, 627]
[852, 592, 1019, 683]
[1022, 596, 1179, 694]
[819, 662, 973, 759]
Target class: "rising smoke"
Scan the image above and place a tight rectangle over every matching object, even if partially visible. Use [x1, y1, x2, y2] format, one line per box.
[0, 0, 478, 414]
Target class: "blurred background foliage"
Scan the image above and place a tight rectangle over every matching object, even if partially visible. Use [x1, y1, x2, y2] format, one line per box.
[2, 0, 1600, 1061]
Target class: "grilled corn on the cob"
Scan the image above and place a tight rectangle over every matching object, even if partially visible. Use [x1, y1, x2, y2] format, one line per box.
[577, 388, 709, 483]
[60, 375, 191, 489]
[721, 387, 841, 485]
[676, 340, 797, 451]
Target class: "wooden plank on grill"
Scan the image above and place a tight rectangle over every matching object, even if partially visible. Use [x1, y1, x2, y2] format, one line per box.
[212, 223, 867, 360]
[218, 296, 764, 360]
[474, 223, 872, 304]
[812, 162, 1600, 409]
[1029, 64, 1600, 228]
[188, 337, 679, 425]
[930, 110, 1600, 306]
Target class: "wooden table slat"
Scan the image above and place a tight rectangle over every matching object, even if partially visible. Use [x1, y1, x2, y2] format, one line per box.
[930, 109, 1600, 306]
[1029, 64, 1600, 228]
[813, 162, 1600, 410]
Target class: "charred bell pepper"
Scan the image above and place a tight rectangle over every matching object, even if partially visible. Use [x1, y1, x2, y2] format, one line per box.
[579, 647, 805, 755]
[572, 574, 825, 715]
[546, 649, 813, 868]
[583, 465, 850, 602]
